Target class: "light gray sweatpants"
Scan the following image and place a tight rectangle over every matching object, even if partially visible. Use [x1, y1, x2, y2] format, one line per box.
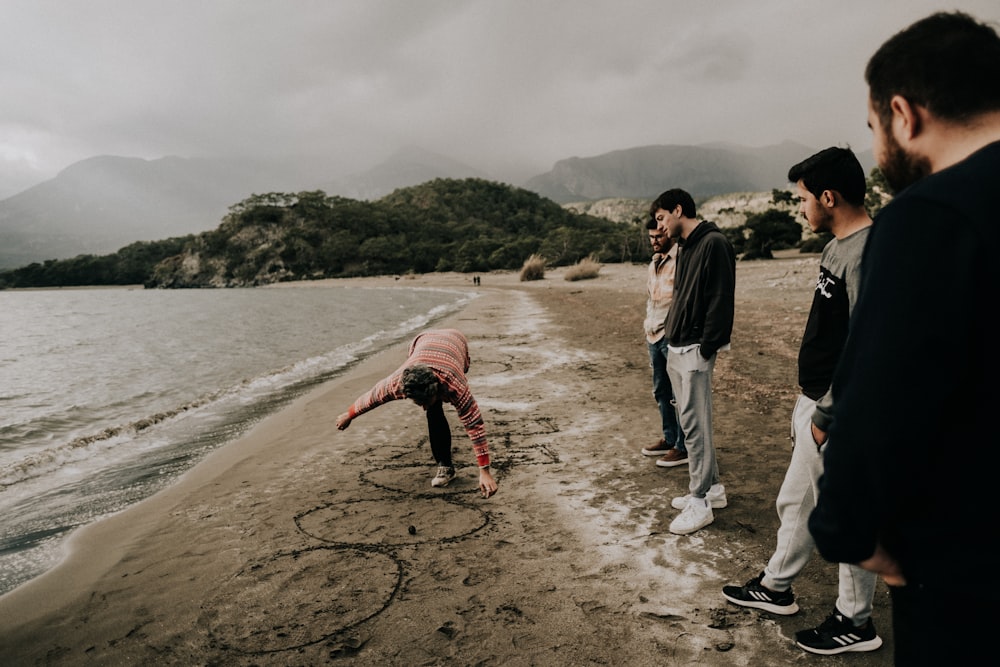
[762, 393, 878, 623]
[666, 344, 720, 498]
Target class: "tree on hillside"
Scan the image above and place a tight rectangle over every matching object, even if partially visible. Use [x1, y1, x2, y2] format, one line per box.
[721, 226, 748, 256]
[800, 231, 834, 254]
[742, 208, 802, 260]
[771, 188, 795, 205]
[865, 167, 892, 217]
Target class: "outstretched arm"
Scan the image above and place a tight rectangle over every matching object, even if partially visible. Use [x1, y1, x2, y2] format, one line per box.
[337, 371, 407, 432]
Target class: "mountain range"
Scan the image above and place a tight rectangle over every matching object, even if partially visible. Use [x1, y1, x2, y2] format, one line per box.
[0, 142, 874, 269]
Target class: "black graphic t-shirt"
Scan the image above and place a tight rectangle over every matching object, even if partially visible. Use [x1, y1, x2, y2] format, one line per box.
[797, 228, 870, 400]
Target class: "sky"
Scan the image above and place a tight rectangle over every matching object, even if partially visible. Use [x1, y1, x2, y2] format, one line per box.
[2, 0, 999, 199]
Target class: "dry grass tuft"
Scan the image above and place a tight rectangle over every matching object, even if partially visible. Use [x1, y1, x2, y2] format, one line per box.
[563, 256, 602, 282]
[519, 254, 547, 281]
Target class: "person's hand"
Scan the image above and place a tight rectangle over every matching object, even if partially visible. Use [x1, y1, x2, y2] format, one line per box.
[810, 422, 828, 449]
[478, 468, 498, 498]
[336, 412, 352, 430]
[859, 543, 906, 586]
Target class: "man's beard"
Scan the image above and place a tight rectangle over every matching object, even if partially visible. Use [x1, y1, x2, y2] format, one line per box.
[881, 130, 932, 194]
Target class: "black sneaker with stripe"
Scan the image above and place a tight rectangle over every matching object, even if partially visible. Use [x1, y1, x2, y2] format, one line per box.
[721, 572, 799, 615]
[795, 609, 883, 655]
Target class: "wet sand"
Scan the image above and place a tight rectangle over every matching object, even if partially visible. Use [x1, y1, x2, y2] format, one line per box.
[0, 261, 893, 665]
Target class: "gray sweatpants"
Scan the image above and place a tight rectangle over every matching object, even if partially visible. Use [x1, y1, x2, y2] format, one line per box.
[666, 344, 721, 498]
[762, 394, 878, 623]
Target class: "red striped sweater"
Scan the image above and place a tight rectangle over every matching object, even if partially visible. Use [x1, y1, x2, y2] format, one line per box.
[347, 329, 490, 467]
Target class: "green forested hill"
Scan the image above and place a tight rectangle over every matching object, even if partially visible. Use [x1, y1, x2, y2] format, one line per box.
[0, 178, 647, 289]
[151, 179, 642, 288]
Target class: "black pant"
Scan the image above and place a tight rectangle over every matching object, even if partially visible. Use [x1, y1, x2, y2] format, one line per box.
[426, 401, 452, 467]
[890, 583, 991, 666]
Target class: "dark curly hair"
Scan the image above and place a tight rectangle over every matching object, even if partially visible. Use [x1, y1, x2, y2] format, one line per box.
[401, 364, 439, 406]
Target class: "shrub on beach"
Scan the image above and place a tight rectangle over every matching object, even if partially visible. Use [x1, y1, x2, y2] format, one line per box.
[564, 255, 602, 281]
[519, 254, 546, 282]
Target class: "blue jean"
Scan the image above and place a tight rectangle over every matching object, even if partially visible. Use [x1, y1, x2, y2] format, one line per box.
[648, 338, 685, 453]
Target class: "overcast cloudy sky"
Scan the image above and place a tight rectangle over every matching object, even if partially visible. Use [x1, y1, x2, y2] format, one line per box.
[2, 0, 998, 198]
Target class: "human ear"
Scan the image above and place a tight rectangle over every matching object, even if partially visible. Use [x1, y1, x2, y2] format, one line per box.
[889, 94, 922, 142]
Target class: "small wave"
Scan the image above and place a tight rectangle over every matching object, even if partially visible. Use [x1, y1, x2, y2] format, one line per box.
[0, 394, 221, 489]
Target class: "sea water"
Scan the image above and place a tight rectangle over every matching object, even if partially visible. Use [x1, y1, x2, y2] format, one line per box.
[0, 284, 474, 596]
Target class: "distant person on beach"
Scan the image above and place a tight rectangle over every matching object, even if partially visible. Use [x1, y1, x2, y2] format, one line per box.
[639, 216, 686, 467]
[336, 328, 498, 498]
[722, 147, 881, 656]
[653, 188, 735, 535]
[807, 12, 1000, 666]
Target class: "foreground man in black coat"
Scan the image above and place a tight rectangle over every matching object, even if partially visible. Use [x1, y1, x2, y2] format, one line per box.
[808, 11, 1000, 666]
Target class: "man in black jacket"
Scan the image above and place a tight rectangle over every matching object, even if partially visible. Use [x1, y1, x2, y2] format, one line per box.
[652, 188, 735, 535]
[808, 12, 1000, 665]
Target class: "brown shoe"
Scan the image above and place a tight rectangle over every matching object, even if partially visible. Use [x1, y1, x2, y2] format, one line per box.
[656, 448, 689, 467]
[641, 438, 671, 456]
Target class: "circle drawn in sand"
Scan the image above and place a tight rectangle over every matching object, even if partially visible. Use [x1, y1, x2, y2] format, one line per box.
[296, 497, 488, 545]
[205, 547, 401, 654]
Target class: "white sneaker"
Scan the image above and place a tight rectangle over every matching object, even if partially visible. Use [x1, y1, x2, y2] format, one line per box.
[671, 483, 727, 510]
[669, 496, 714, 535]
[431, 466, 456, 488]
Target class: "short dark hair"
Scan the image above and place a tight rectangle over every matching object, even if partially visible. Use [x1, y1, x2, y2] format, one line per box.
[866, 12, 1000, 127]
[649, 188, 696, 220]
[401, 364, 439, 405]
[787, 147, 866, 207]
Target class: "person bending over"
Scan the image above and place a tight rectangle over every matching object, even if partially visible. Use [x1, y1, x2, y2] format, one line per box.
[336, 328, 498, 498]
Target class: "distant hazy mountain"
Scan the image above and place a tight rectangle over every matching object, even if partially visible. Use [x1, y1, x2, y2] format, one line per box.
[0, 148, 498, 268]
[324, 146, 491, 200]
[0, 155, 327, 268]
[0, 141, 876, 269]
[525, 141, 876, 203]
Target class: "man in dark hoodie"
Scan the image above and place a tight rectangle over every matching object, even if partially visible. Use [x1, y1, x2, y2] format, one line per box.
[652, 188, 735, 535]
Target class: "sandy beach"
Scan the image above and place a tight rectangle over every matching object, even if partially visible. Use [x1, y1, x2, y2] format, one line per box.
[0, 259, 894, 666]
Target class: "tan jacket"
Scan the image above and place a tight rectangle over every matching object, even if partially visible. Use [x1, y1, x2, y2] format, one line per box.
[643, 244, 678, 343]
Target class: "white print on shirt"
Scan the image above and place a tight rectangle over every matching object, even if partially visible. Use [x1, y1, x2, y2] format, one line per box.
[816, 274, 835, 299]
